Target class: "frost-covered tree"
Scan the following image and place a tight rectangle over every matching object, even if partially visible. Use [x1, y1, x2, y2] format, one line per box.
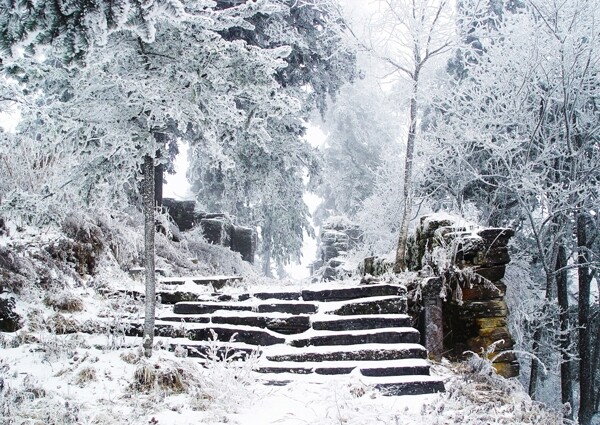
[423, 1, 600, 421]
[313, 72, 402, 225]
[189, 115, 320, 277]
[1, 0, 299, 355]
[189, 0, 357, 276]
[0, 0, 186, 63]
[359, 0, 455, 272]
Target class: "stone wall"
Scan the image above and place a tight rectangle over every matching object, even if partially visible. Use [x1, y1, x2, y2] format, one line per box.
[162, 198, 256, 264]
[414, 215, 518, 378]
[358, 214, 519, 378]
[310, 218, 362, 280]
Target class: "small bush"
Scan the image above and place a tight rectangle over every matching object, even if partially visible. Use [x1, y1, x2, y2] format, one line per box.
[75, 366, 96, 386]
[131, 359, 197, 396]
[44, 291, 84, 313]
[39, 333, 87, 361]
[156, 366, 187, 393]
[26, 308, 46, 332]
[132, 362, 158, 392]
[47, 313, 81, 334]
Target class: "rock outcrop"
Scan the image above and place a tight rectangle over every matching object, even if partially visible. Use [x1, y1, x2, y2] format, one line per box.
[161, 198, 256, 263]
[359, 214, 519, 378]
[311, 217, 362, 280]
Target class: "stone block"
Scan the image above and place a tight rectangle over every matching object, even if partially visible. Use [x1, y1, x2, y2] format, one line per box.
[472, 246, 511, 267]
[231, 226, 256, 263]
[267, 346, 427, 362]
[311, 316, 412, 331]
[459, 282, 506, 301]
[473, 265, 506, 282]
[302, 284, 406, 302]
[200, 218, 233, 247]
[329, 297, 407, 316]
[290, 329, 420, 348]
[0, 297, 22, 332]
[162, 198, 197, 231]
[321, 245, 339, 262]
[467, 327, 514, 352]
[456, 300, 508, 319]
[476, 228, 514, 248]
[186, 327, 285, 346]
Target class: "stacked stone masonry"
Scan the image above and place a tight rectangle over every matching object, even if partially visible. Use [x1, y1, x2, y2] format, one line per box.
[162, 198, 256, 263]
[358, 215, 519, 378]
[311, 218, 362, 280]
[121, 276, 445, 396]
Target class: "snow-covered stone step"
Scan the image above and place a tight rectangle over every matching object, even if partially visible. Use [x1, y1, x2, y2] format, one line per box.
[266, 343, 428, 363]
[320, 296, 408, 316]
[289, 327, 420, 347]
[364, 375, 445, 396]
[159, 275, 242, 290]
[173, 301, 254, 315]
[114, 289, 233, 305]
[255, 372, 444, 396]
[255, 358, 431, 376]
[159, 314, 212, 324]
[239, 291, 301, 301]
[173, 300, 318, 315]
[301, 284, 406, 302]
[168, 338, 259, 359]
[212, 313, 311, 334]
[185, 324, 286, 346]
[159, 312, 311, 335]
[311, 314, 412, 331]
[255, 301, 318, 314]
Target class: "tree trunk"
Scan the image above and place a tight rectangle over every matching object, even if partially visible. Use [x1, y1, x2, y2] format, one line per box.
[154, 160, 163, 207]
[593, 332, 600, 411]
[261, 216, 273, 278]
[528, 325, 541, 398]
[394, 68, 420, 273]
[577, 213, 593, 425]
[529, 271, 554, 399]
[556, 244, 573, 418]
[142, 154, 156, 358]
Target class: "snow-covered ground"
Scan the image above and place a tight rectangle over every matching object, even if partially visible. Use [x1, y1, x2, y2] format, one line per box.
[0, 220, 566, 425]
[0, 333, 564, 425]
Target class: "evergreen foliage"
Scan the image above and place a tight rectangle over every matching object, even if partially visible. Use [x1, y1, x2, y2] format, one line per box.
[189, 0, 357, 275]
[0, 0, 186, 64]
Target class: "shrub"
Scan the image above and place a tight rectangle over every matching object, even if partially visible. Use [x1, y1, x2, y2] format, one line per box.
[75, 366, 96, 386]
[44, 291, 84, 313]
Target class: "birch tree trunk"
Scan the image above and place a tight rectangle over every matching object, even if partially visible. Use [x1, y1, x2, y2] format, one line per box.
[394, 67, 420, 273]
[577, 213, 593, 425]
[142, 153, 156, 358]
[556, 244, 573, 418]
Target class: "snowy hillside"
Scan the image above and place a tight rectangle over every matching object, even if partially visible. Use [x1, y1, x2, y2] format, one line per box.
[0, 220, 564, 425]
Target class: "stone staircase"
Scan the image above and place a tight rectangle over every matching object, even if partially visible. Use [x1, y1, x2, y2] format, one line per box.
[131, 277, 445, 396]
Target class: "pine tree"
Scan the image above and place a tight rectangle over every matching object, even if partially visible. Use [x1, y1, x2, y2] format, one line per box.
[2, 0, 305, 356]
[190, 0, 357, 274]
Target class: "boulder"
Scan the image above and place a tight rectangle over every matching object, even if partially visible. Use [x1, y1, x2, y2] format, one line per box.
[162, 198, 197, 231]
[0, 297, 22, 332]
[231, 226, 256, 263]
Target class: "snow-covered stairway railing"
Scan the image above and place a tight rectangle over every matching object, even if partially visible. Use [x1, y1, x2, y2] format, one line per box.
[133, 278, 444, 396]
